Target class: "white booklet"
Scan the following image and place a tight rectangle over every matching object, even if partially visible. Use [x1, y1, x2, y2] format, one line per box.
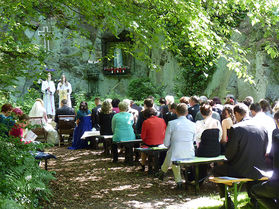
[81, 131, 100, 139]
[24, 130, 38, 141]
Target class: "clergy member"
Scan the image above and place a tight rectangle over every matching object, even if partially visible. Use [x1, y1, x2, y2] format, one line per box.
[41, 72, 56, 118]
[57, 74, 72, 108]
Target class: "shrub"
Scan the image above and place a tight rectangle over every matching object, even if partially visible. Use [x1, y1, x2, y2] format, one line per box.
[0, 127, 54, 208]
[16, 88, 41, 114]
[72, 91, 95, 112]
[127, 77, 165, 101]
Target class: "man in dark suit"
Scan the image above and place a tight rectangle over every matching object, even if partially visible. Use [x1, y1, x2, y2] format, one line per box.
[164, 103, 177, 125]
[54, 99, 75, 129]
[214, 104, 268, 208]
[130, 100, 142, 114]
[250, 111, 279, 209]
[188, 96, 200, 122]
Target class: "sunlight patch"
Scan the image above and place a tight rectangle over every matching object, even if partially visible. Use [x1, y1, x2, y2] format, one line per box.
[109, 167, 125, 171]
[165, 196, 222, 209]
[74, 176, 102, 182]
[142, 183, 153, 189]
[111, 184, 140, 191]
[125, 200, 154, 208]
[66, 156, 81, 161]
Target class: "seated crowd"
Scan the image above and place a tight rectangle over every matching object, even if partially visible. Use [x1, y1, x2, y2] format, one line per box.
[1, 94, 279, 208]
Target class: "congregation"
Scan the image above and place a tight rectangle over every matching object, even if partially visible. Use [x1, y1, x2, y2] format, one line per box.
[1, 93, 279, 209]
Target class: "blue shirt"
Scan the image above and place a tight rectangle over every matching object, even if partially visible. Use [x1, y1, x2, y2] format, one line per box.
[77, 110, 91, 120]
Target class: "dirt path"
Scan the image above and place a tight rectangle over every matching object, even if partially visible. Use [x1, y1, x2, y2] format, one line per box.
[42, 145, 222, 209]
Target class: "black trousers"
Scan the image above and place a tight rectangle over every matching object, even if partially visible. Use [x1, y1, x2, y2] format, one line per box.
[112, 143, 140, 163]
[112, 143, 119, 162]
[251, 180, 279, 209]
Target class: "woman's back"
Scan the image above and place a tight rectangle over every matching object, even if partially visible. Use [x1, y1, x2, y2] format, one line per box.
[197, 128, 221, 157]
[112, 112, 135, 142]
[29, 101, 48, 124]
[99, 112, 115, 135]
[221, 117, 233, 142]
[196, 116, 222, 144]
[141, 116, 166, 146]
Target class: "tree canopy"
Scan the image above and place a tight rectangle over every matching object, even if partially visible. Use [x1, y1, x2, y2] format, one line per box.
[1, 0, 279, 95]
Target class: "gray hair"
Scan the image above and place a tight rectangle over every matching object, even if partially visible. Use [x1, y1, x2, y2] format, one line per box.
[118, 101, 129, 112]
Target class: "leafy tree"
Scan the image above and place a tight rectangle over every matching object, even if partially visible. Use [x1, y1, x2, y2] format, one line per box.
[1, 0, 279, 95]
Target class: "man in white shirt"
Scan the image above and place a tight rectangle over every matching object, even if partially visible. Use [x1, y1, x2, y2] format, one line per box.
[250, 103, 276, 154]
[158, 103, 196, 189]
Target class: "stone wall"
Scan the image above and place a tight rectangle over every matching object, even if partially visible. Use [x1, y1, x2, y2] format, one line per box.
[149, 48, 180, 95]
[15, 19, 182, 103]
[205, 18, 279, 102]
[19, 17, 279, 104]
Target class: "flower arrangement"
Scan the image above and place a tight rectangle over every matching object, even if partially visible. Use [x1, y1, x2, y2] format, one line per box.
[103, 67, 129, 75]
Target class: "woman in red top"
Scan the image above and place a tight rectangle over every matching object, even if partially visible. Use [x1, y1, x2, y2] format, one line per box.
[140, 108, 166, 171]
[9, 108, 24, 138]
[10, 109, 31, 143]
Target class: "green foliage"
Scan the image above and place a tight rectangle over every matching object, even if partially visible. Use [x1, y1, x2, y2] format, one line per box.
[0, 130, 54, 208]
[101, 92, 126, 102]
[72, 91, 95, 112]
[265, 44, 279, 59]
[175, 65, 215, 96]
[72, 91, 129, 112]
[16, 88, 41, 114]
[1, 0, 279, 96]
[0, 90, 10, 106]
[128, 77, 165, 101]
[0, 88, 40, 115]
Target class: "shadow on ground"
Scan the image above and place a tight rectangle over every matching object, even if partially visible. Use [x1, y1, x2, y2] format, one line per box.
[41, 145, 251, 209]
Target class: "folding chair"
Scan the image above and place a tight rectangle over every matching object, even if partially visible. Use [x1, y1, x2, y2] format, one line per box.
[58, 115, 75, 146]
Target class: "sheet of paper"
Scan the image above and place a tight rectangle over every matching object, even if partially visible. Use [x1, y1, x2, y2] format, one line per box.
[81, 131, 100, 139]
[254, 166, 273, 178]
[24, 130, 37, 141]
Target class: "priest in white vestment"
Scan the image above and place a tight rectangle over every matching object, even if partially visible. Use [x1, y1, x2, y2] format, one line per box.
[41, 73, 56, 116]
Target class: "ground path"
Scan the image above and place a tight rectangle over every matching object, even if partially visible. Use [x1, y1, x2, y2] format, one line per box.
[42, 145, 231, 209]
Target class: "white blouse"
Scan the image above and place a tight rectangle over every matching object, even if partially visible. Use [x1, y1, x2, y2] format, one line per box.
[195, 116, 222, 145]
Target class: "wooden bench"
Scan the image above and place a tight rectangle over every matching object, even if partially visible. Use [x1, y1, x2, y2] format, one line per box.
[80, 130, 102, 149]
[113, 139, 143, 164]
[135, 146, 168, 174]
[173, 155, 226, 194]
[98, 135, 113, 155]
[209, 176, 268, 209]
[96, 135, 141, 157]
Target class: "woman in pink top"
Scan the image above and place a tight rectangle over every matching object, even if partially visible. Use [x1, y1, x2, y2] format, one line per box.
[112, 98, 120, 113]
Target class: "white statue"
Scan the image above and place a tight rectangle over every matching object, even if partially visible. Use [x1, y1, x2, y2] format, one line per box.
[114, 48, 123, 68]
